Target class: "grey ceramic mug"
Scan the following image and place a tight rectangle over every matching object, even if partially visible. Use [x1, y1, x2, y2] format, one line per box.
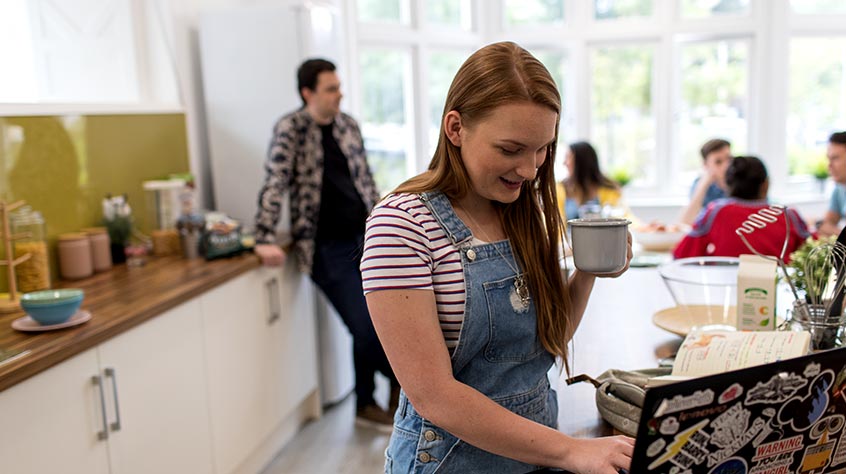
[568, 218, 631, 274]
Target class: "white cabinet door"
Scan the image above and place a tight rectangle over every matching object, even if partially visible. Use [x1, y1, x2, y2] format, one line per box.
[271, 263, 318, 416]
[98, 299, 214, 474]
[0, 348, 111, 474]
[201, 269, 279, 474]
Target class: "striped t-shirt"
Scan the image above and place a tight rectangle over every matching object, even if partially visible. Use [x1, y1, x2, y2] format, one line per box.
[361, 193, 466, 351]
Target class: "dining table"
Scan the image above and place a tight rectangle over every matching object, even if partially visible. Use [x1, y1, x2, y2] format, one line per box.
[554, 262, 680, 437]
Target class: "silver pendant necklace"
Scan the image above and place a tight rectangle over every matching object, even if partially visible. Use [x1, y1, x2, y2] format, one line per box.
[458, 202, 531, 309]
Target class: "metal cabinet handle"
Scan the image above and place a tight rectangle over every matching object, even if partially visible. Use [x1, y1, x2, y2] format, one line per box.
[91, 375, 109, 441]
[104, 367, 122, 432]
[266, 277, 281, 325]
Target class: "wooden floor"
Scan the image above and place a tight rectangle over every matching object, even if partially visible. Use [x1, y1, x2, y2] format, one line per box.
[261, 394, 391, 474]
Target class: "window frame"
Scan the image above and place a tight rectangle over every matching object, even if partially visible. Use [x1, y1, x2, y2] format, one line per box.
[346, 0, 484, 179]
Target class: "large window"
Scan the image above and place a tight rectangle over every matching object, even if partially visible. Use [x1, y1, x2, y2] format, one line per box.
[353, 0, 480, 191]
[787, 37, 846, 176]
[677, 39, 749, 179]
[591, 45, 655, 186]
[350, 0, 846, 202]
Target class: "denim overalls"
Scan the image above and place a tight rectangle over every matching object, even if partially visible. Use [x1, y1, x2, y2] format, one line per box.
[385, 191, 558, 474]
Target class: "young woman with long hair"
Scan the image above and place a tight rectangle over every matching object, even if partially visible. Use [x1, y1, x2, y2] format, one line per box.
[559, 141, 622, 221]
[361, 41, 633, 473]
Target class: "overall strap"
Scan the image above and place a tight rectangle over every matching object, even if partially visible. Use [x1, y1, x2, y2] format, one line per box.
[419, 191, 473, 246]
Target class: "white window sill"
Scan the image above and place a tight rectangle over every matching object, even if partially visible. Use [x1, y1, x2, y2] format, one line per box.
[0, 103, 184, 116]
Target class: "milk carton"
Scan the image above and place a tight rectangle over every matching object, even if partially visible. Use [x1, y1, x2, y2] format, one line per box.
[737, 254, 778, 330]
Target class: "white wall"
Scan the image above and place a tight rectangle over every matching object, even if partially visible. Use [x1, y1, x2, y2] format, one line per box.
[164, 0, 345, 216]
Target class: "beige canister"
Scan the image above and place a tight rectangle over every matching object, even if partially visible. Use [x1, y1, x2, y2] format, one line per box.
[83, 227, 112, 272]
[58, 233, 94, 280]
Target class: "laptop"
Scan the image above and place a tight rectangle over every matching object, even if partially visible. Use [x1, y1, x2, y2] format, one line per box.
[631, 347, 846, 473]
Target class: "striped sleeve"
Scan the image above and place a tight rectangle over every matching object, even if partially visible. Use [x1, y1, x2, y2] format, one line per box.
[362, 196, 435, 293]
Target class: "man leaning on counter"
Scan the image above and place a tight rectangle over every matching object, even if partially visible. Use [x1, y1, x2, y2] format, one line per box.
[252, 58, 398, 430]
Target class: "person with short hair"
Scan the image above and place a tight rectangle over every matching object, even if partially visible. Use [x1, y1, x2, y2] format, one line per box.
[816, 131, 846, 237]
[362, 42, 634, 473]
[673, 156, 810, 261]
[679, 138, 732, 225]
[254, 58, 397, 430]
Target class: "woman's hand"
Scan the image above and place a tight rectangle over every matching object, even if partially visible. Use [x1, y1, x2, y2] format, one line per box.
[593, 230, 633, 278]
[563, 435, 634, 474]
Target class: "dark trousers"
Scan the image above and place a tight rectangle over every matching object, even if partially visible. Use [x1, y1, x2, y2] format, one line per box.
[310, 235, 395, 409]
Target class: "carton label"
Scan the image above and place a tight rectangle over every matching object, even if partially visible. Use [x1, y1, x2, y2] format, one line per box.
[737, 255, 778, 331]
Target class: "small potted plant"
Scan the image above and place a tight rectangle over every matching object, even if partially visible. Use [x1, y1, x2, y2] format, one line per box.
[812, 159, 829, 193]
[788, 236, 836, 299]
[787, 236, 844, 350]
[610, 166, 633, 188]
[102, 194, 133, 264]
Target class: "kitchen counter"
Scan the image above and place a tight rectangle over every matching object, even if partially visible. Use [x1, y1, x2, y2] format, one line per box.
[0, 253, 260, 393]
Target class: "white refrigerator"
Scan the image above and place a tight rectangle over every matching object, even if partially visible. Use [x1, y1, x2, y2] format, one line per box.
[199, 2, 354, 405]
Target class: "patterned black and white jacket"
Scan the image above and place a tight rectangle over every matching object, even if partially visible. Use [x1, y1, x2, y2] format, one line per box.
[255, 108, 380, 274]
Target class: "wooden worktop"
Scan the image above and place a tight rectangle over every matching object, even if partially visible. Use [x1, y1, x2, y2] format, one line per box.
[0, 253, 261, 393]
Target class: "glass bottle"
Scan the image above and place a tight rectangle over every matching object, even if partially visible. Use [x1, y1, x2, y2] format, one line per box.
[11, 207, 51, 292]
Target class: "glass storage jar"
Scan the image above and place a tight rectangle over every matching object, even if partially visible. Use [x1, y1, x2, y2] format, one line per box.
[11, 207, 51, 292]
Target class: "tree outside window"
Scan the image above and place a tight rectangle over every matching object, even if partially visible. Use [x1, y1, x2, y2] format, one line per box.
[357, 0, 407, 24]
[427, 50, 470, 157]
[594, 0, 653, 20]
[680, 0, 750, 19]
[787, 37, 846, 176]
[359, 48, 412, 193]
[427, 0, 472, 30]
[591, 45, 655, 186]
[678, 39, 749, 177]
[504, 0, 565, 27]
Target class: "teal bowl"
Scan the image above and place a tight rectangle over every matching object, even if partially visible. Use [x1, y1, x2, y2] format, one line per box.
[20, 289, 84, 305]
[21, 290, 84, 325]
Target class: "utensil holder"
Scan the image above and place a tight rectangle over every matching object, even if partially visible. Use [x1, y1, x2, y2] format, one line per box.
[790, 301, 845, 351]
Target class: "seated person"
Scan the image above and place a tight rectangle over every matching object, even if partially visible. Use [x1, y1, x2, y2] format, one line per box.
[673, 156, 811, 262]
[816, 131, 846, 237]
[679, 138, 732, 225]
[557, 141, 622, 220]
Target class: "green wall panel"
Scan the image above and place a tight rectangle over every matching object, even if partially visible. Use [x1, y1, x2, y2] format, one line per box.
[0, 113, 190, 290]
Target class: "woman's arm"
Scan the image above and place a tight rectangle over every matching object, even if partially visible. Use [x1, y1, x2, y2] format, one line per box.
[366, 288, 633, 473]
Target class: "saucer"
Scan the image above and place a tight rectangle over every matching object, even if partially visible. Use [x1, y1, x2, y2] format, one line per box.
[653, 305, 737, 336]
[12, 310, 92, 332]
[653, 305, 785, 336]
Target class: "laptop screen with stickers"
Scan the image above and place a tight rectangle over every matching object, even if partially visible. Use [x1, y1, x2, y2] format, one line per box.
[631, 347, 846, 474]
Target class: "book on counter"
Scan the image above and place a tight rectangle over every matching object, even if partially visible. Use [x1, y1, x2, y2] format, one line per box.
[647, 330, 811, 387]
